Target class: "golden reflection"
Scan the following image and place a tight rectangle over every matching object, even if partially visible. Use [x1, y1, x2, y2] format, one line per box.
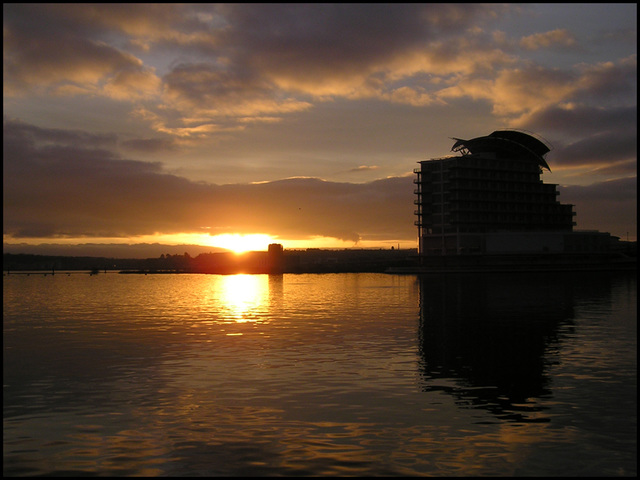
[219, 274, 269, 322]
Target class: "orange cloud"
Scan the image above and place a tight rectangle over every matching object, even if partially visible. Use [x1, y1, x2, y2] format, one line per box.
[437, 54, 636, 124]
[519, 29, 578, 50]
[103, 68, 162, 100]
[437, 66, 575, 119]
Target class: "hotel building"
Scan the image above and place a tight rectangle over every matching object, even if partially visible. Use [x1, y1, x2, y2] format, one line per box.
[413, 130, 614, 259]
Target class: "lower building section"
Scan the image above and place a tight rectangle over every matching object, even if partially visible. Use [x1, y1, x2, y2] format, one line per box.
[407, 230, 636, 273]
[419, 230, 615, 256]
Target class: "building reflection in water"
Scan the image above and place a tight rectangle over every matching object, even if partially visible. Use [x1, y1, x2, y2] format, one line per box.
[417, 272, 612, 423]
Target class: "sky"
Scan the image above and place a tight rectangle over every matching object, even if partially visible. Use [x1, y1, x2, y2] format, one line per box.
[3, 3, 637, 257]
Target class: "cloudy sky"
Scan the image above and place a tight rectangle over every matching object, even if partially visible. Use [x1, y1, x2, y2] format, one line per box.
[3, 3, 637, 256]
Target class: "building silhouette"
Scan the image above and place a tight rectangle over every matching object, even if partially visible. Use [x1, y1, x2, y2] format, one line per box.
[413, 130, 627, 270]
[414, 130, 622, 271]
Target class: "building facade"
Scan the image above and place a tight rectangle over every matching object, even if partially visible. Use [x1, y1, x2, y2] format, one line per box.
[414, 130, 577, 256]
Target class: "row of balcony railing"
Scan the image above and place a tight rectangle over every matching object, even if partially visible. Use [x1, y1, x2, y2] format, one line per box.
[415, 159, 542, 174]
[415, 218, 577, 228]
[416, 172, 542, 184]
[415, 204, 575, 216]
[416, 195, 567, 207]
[414, 179, 560, 194]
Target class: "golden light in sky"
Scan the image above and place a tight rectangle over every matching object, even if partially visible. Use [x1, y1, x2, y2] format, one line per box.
[140, 233, 279, 254]
[205, 234, 276, 253]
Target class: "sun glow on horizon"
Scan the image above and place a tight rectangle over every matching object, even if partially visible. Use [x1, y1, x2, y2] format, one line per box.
[149, 233, 412, 253]
[120, 232, 279, 253]
[2, 232, 424, 254]
[203, 233, 277, 253]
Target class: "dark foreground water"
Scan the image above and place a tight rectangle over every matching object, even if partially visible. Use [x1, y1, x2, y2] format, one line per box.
[3, 271, 636, 477]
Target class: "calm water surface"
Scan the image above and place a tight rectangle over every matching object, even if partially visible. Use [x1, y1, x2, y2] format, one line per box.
[3, 271, 636, 476]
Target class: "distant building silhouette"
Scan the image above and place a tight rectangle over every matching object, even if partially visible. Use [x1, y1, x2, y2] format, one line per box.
[267, 243, 284, 274]
[413, 130, 623, 261]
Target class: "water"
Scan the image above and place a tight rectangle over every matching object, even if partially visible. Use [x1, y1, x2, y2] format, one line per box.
[3, 271, 636, 476]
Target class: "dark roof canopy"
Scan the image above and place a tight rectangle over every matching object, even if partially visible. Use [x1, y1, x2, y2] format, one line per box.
[451, 130, 552, 171]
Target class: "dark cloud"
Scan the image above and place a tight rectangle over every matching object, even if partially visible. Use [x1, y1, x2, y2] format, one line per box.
[2, 4, 186, 48]
[3, 4, 164, 96]
[121, 137, 179, 153]
[3, 119, 414, 243]
[561, 177, 636, 202]
[230, 176, 415, 242]
[514, 56, 637, 169]
[560, 177, 637, 237]
[218, 4, 489, 69]
[522, 105, 636, 138]
[551, 129, 637, 167]
[3, 116, 117, 148]
[162, 62, 300, 115]
[3, 119, 203, 237]
[158, 4, 507, 114]
[4, 4, 494, 102]
[519, 29, 578, 51]
[573, 55, 637, 106]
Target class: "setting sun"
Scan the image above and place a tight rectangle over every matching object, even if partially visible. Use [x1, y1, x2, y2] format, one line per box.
[101, 232, 280, 254]
[205, 233, 277, 253]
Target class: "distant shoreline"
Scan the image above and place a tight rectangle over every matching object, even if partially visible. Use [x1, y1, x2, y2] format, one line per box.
[5, 241, 637, 276]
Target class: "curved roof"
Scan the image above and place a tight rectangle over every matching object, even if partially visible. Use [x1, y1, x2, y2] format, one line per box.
[451, 130, 551, 171]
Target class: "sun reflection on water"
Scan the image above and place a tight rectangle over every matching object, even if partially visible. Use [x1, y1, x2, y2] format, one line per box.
[219, 274, 269, 323]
